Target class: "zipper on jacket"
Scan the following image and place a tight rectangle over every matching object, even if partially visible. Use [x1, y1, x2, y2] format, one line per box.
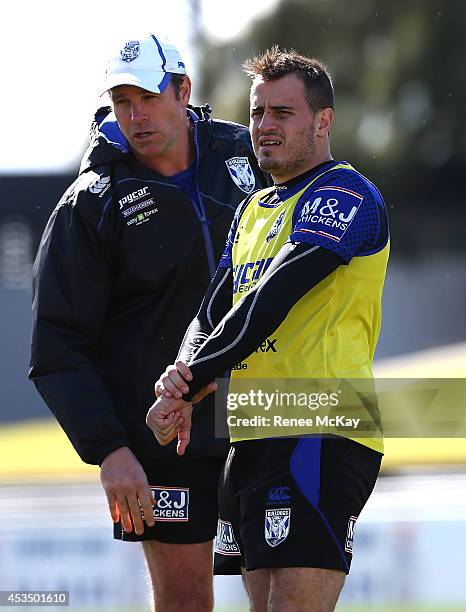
[191, 116, 216, 278]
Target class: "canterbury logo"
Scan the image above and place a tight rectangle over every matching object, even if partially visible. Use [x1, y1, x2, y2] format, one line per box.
[89, 176, 111, 194]
[267, 487, 291, 503]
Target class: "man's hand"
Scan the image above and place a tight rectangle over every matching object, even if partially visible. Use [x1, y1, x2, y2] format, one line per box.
[100, 446, 155, 536]
[154, 360, 217, 402]
[146, 395, 193, 456]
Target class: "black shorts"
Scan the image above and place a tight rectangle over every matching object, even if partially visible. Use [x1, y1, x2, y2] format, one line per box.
[214, 436, 381, 574]
[114, 458, 224, 544]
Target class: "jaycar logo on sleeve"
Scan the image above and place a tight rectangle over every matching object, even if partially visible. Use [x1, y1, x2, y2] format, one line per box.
[151, 486, 189, 522]
[295, 186, 364, 242]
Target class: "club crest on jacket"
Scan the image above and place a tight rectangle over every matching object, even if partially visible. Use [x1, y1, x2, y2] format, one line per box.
[225, 157, 256, 194]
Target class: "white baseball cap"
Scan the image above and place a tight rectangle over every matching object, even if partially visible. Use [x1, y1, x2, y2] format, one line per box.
[101, 33, 187, 96]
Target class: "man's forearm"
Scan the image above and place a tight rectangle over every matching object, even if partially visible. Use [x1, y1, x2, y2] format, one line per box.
[176, 266, 232, 365]
[183, 242, 343, 399]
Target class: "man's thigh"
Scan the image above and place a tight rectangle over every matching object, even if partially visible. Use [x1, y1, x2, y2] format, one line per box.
[114, 457, 224, 543]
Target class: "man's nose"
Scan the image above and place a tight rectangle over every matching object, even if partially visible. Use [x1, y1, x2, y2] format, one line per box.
[130, 103, 147, 123]
[257, 110, 277, 131]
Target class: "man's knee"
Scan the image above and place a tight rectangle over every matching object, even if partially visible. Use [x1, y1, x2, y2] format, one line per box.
[155, 580, 213, 612]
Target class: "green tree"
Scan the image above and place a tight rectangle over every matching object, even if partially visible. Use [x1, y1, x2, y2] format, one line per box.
[198, 0, 466, 245]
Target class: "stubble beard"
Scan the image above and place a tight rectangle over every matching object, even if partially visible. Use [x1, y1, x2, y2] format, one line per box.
[258, 125, 316, 182]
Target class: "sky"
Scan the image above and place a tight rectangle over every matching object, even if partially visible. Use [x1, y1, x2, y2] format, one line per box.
[3, 0, 279, 173]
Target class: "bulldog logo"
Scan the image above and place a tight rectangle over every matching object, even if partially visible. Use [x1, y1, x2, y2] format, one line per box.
[225, 157, 256, 194]
[265, 508, 291, 547]
[120, 41, 140, 62]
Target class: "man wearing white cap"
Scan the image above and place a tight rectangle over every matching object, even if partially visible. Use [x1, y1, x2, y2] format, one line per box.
[30, 33, 269, 611]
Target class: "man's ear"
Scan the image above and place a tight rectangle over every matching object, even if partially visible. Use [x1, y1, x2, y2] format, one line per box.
[316, 107, 334, 137]
[179, 75, 192, 107]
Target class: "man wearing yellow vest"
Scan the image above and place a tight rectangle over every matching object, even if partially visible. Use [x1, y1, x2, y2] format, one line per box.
[147, 46, 389, 612]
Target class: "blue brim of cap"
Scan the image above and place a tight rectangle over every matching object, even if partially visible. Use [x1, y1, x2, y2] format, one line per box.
[100, 71, 172, 96]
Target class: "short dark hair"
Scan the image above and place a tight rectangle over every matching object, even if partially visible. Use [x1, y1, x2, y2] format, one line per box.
[243, 46, 334, 113]
[169, 73, 185, 100]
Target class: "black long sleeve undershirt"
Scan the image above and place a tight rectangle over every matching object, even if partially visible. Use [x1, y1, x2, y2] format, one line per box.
[178, 242, 343, 400]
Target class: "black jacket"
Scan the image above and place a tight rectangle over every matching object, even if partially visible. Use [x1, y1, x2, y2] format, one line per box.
[29, 105, 268, 468]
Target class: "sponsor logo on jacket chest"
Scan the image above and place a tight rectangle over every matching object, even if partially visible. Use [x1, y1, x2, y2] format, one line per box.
[125, 206, 159, 226]
[118, 186, 159, 226]
[119, 186, 150, 209]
